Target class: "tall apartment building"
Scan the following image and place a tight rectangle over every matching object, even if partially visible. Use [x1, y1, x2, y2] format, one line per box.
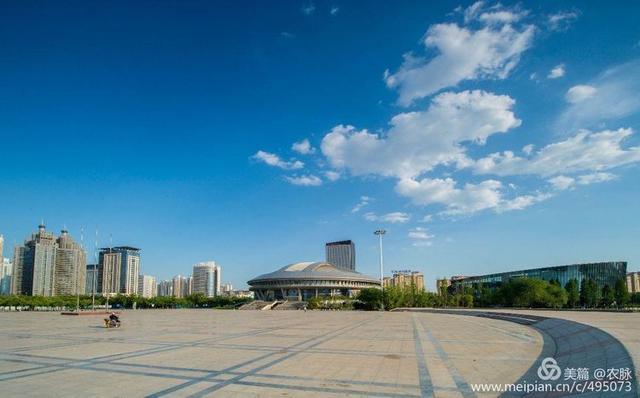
[12, 225, 86, 296]
[325, 240, 356, 271]
[85, 264, 100, 295]
[157, 280, 173, 297]
[0, 235, 12, 295]
[172, 275, 189, 298]
[1, 258, 11, 295]
[99, 246, 140, 296]
[192, 261, 221, 297]
[628, 272, 640, 294]
[12, 224, 57, 296]
[53, 230, 86, 296]
[384, 270, 425, 291]
[138, 275, 157, 298]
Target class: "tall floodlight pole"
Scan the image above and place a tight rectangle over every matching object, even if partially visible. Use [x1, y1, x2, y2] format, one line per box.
[77, 227, 84, 313]
[92, 229, 98, 311]
[374, 229, 386, 311]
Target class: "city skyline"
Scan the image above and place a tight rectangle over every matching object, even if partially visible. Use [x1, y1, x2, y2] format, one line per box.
[1, 1, 640, 291]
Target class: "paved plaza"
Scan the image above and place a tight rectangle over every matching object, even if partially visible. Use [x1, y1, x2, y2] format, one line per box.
[0, 309, 637, 397]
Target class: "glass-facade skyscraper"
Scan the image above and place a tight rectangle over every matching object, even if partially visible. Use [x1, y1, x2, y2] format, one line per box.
[192, 261, 220, 297]
[325, 240, 356, 271]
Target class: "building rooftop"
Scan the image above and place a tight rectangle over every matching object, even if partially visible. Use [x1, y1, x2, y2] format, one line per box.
[248, 261, 379, 284]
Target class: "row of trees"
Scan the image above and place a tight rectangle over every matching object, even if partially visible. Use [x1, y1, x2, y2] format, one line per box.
[0, 293, 252, 310]
[355, 277, 640, 311]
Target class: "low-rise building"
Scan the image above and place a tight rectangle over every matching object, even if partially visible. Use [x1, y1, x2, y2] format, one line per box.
[384, 270, 425, 291]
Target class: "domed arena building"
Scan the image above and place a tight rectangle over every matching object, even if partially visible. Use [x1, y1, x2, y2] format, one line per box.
[247, 262, 381, 301]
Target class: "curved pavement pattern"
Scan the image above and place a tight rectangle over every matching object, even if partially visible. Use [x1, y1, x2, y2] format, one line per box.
[0, 309, 636, 397]
[402, 309, 638, 397]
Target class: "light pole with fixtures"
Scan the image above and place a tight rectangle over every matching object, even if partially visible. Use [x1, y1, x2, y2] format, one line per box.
[374, 229, 386, 311]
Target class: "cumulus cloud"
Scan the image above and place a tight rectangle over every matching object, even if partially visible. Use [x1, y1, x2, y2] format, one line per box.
[364, 212, 411, 223]
[321, 90, 521, 179]
[549, 172, 617, 191]
[557, 60, 640, 131]
[408, 227, 435, 246]
[565, 85, 597, 103]
[394, 177, 548, 215]
[252, 150, 304, 170]
[351, 196, 372, 213]
[548, 175, 575, 190]
[474, 128, 640, 177]
[324, 170, 340, 181]
[548, 64, 565, 79]
[547, 10, 579, 31]
[385, 2, 534, 105]
[284, 174, 322, 186]
[291, 138, 315, 155]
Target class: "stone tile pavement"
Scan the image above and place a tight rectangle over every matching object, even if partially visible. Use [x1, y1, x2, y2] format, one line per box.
[0, 310, 545, 397]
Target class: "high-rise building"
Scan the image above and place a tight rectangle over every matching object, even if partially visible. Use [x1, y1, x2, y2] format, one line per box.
[172, 275, 189, 298]
[12, 225, 59, 296]
[1, 258, 12, 295]
[138, 275, 157, 298]
[325, 240, 356, 271]
[192, 261, 221, 297]
[85, 264, 100, 295]
[53, 230, 86, 296]
[384, 271, 425, 291]
[157, 280, 173, 297]
[11, 225, 86, 296]
[628, 272, 640, 294]
[99, 246, 140, 296]
[0, 235, 11, 295]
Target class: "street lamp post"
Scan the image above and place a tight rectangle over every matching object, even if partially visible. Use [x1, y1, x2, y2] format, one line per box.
[374, 229, 386, 311]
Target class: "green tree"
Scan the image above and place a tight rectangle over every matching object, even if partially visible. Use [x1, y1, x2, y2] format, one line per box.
[614, 278, 629, 308]
[356, 288, 383, 310]
[601, 285, 614, 307]
[565, 279, 579, 308]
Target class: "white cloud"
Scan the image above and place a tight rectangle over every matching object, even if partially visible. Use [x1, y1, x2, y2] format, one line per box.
[548, 64, 565, 79]
[548, 175, 575, 190]
[474, 128, 640, 177]
[395, 177, 550, 215]
[321, 90, 521, 179]
[522, 144, 534, 155]
[577, 172, 616, 185]
[549, 172, 616, 191]
[547, 11, 579, 31]
[291, 138, 315, 155]
[252, 150, 304, 170]
[557, 60, 640, 131]
[385, 2, 534, 105]
[408, 227, 434, 247]
[420, 215, 433, 223]
[330, 6, 339, 15]
[565, 85, 597, 103]
[284, 174, 322, 186]
[302, 3, 315, 15]
[324, 171, 340, 181]
[351, 196, 372, 213]
[364, 212, 411, 224]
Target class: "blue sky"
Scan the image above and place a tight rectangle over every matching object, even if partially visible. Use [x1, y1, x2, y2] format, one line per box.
[1, 1, 639, 290]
